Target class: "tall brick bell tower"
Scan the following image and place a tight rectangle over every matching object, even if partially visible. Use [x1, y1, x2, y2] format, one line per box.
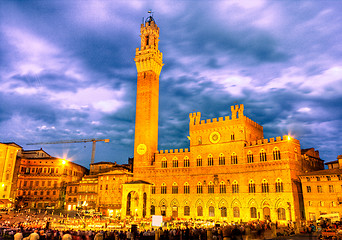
[133, 14, 163, 178]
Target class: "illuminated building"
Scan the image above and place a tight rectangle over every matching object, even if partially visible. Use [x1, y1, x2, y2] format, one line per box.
[121, 15, 325, 223]
[299, 154, 342, 221]
[15, 148, 87, 209]
[65, 161, 133, 215]
[0, 142, 21, 208]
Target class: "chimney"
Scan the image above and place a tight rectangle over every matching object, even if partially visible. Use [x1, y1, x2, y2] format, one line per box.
[338, 155, 342, 169]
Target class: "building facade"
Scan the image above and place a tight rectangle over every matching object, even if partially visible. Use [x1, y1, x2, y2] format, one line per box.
[299, 155, 342, 221]
[16, 149, 88, 209]
[0, 143, 21, 208]
[65, 161, 133, 216]
[121, 16, 325, 223]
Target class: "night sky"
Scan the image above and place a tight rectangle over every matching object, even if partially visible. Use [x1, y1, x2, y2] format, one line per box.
[1, 1, 341, 167]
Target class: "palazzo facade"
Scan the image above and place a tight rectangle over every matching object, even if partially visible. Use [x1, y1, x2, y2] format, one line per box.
[121, 16, 324, 223]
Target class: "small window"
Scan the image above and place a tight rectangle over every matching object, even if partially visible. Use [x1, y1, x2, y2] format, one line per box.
[317, 185, 323, 193]
[307, 186, 311, 193]
[260, 150, 267, 162]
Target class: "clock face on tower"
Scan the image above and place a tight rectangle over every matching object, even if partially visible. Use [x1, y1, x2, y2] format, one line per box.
[137, 144, 147, 155]
[209, 131, 221, 143]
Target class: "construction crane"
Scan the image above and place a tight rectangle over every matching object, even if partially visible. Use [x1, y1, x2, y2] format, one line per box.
[27, 139, 110, 164]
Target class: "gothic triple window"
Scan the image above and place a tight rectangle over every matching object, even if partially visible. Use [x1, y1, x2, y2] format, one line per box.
[219, 182, 226, 194]
[184, 182, 190, 194]
[208, 182, 214, 194]
[273, 148, 281, 160]
[247, 151, 254, 163]
[249, 180, 256, 193]
[161, 158, 167, 168]
[172, 182, 178, 194]
[231, 153, 238, 164]
[172, 157, 178, 168]
[208, 154, 214, 166]
[161, 183, 167, 194]
[219, 153, 225, 165]
[261, 179, 269, 193]
[184, 157, 190, 167]
[232, 180, 239, 193]
[197, 182, 203, 194]
[197, 156, 202, 166]
[275, 178, 284, 192]
[260, 150, 267, 162]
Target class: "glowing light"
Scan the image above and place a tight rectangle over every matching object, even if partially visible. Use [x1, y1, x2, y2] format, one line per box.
[1, 184, 4, 187]
[62, 160, 66, 165]
[287, 135, 291, 141]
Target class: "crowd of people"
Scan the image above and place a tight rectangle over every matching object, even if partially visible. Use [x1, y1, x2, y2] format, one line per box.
[0, 211, 342, 240]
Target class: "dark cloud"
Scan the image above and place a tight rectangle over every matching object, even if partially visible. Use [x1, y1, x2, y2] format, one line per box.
[0, 0, 341, 166]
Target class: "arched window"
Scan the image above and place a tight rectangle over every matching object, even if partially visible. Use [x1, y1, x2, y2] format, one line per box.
[184, 156, 190, 167]
[151, 184, 156, 194]
[172, 157, 178, 168]
[273, 148, 281, 160]
[275, 178, 284, 192]
[233, 207, 240, 218]
[197, 206, 203, 216]
[209, 206, 215, 217]
[161, 158, 167, 168]
[197, 155, 202, 166]
[232, 180, 239, 193]
[184, 182, 190, 194]
[197, 182, 203, 194]
[151, 205, 155, 215]
[250, 207, 257, 218]
[172, 182, 178, 194]
[249, 180, 256, 193]
[231, 133, 235, 140]
[221, 206, 227, 217]
[198, 137, 202, 145]
[231, 152, 238, 164]
[277, 208, 286, 220]
[208, 154, 214, 166]
[184, 206, 190, 216]
[247, 151, 254, 163]
[161, 183, 167, 194]
[208, 182, 214, 194]
[219, 182, 226, 194]
[219, 153, 225, 165]
[261, 179, 269, 193]
[260, 149, 267, 162]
